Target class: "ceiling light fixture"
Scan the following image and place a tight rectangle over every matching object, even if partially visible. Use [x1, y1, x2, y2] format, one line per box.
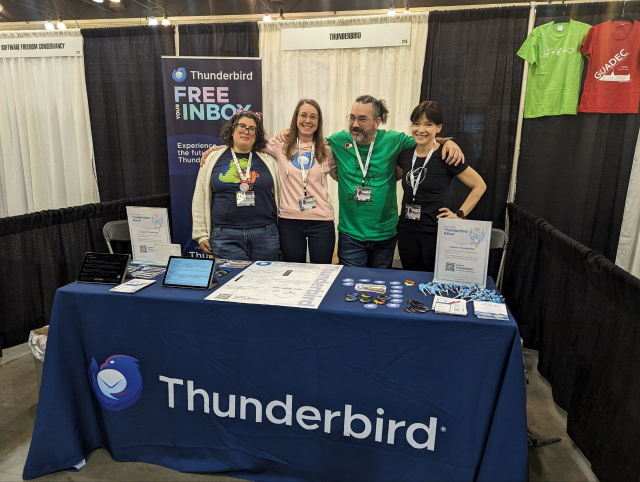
[44, 19, 54, 30]
[387, 1, 397, 16]
[162, 13, 170, 25]
[57, 16, 66, 29]
[149, 16, 158, 25]
[263, 10, 272, 22]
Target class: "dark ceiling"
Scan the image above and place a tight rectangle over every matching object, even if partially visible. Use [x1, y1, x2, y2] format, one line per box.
[0, 0, 517, 24]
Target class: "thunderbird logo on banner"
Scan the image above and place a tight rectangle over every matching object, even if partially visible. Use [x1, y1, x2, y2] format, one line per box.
[161, 57, 262, 257]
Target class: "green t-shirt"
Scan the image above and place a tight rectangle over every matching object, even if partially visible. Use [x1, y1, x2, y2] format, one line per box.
[517, 20, 591, 118]
[327, 129, 415, 242]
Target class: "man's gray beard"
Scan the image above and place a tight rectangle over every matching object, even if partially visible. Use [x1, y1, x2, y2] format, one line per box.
[352, 130, 375, 145]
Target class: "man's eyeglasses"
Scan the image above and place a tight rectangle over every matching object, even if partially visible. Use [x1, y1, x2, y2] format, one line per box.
[298, 113, 319, 122]
[235, 123, 257, 135]
[347, 115, 374, 124]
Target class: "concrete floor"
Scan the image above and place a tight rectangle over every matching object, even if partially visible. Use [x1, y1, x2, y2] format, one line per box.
[0, 344, 597, 481]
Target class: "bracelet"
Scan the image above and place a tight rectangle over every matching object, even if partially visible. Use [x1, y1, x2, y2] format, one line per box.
[443, 137, 454, 145]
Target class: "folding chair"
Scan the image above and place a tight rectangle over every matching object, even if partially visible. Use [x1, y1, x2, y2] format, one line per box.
[489, 228, 508, 290]
[103, 220, 131, 255]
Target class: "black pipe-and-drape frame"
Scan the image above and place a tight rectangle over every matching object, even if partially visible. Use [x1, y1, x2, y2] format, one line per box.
[178, 22, 259, 57]
[82, 26, 176, 202]
[503, 203, 640, 482]
[515, 1, 640, 261]
[421, 6, 530, 230]
[0, 194, 170, 357]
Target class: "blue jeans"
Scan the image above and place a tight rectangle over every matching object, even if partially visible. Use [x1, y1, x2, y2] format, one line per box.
[210, 223, 280, 261]
[337, 232, 397, 269]
[278, 218, 336, 264]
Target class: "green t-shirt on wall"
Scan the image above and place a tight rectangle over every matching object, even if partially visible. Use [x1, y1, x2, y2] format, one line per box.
[517, 20, 591, 118]
[327, 129, 415, 242]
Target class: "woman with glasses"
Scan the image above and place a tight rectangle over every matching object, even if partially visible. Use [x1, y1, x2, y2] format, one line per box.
[396, 101, 486, 272]
[265, 99, 336, 264]
[192, 110, 281, 261]
[201, 99, 337, 264]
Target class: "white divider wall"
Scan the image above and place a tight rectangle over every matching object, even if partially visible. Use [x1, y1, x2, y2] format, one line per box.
[0, 29, 98, 218]
[616, 131, 640, 278]
[259, 13, 430, 233]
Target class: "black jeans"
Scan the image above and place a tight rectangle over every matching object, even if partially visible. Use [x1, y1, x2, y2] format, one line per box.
[397, 227, 437, 272]
[278, 218, 336, 264]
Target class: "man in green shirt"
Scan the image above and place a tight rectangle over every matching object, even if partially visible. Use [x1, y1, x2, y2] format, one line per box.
[326, 95, 463, 268]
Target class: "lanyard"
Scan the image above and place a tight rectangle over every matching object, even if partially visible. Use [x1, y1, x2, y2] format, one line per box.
[409, 141, 435, 202]
[230, 150, 252, 184]
[297, 138, 314, 197]
[352, 136, 375, 187]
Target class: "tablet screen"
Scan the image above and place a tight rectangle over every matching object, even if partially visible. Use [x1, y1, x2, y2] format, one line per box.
[77, 253, 130, 284]
[163, 257, 215, 289]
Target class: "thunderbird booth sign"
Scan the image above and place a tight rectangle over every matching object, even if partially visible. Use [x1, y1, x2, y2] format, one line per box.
[161, 57, 262, 257]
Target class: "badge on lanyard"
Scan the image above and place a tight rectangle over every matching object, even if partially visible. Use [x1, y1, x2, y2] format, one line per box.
[352, 137, 375, 203]
[236, 190, 256, 207]
[354, 187, 372, 202]
[231, 150, 255, 207]
[405, 204, 421, 220]
[404, 142, 435, 217]
[298, 196, 317, 211]
[295, 139, 317, 211]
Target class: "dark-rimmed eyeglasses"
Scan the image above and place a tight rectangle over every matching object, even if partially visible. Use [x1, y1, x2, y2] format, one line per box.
[347, 115, 374, 124]
[235, 123, 257, 135]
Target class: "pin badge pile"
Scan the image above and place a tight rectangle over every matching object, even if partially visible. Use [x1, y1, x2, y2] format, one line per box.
[343, 278, 410, 309]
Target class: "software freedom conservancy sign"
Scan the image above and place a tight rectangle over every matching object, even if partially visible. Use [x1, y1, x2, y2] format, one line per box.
[0, 37, 83, 58]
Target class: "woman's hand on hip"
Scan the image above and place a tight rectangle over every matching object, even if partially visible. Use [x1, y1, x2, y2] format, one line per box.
[437, 207, 462, 219]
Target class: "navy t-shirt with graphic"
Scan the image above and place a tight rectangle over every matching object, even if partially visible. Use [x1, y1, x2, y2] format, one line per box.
[397, 146, 468, 233]
[210, 150, 277, 228]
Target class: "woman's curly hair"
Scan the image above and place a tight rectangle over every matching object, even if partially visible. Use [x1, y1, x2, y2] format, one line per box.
[220, 111, 268, 152]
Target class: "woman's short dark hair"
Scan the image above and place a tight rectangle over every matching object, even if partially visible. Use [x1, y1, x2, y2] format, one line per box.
[410, 101, 443, 125]
[355, 95, 389, 124]
[220, 111, 268, 152]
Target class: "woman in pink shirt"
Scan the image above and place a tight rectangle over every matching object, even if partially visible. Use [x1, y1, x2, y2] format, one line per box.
[201, 99, 337, 264]
[268, 99, 336, 263]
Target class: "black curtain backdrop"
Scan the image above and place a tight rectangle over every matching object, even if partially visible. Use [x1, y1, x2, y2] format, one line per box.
[421, 7, 529, 229]
[82, 26, 176, 201]
[502, 203, 640, 482]
[516, 2, 640, 261]
[178, 22, 259, 57]
[0, 194, 170, 357]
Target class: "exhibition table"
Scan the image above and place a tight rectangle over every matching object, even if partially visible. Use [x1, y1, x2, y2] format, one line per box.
[23, 266, 527, 481]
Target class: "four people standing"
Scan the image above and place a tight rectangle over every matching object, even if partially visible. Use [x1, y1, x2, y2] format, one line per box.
[193, 96, 486, 271]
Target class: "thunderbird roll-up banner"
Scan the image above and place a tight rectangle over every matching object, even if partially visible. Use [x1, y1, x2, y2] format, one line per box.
[161, 56, 262, 256]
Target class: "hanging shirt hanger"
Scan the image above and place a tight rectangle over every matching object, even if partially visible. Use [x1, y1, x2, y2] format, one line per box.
[612, 1, 634, 23]
[554, 1, 571, 24]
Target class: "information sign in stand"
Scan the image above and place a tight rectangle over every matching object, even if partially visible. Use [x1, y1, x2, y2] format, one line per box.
[433, 219, 492, 288]
[126, 207, 171, 265]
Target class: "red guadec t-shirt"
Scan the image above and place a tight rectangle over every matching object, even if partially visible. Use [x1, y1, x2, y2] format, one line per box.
[579, 21, 640, 113]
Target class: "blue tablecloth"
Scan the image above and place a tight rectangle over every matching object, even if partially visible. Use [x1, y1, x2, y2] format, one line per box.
[23, 266, 527, 481]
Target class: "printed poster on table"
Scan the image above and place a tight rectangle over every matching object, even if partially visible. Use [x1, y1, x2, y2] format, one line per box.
[206, 262, 343, 310]
[161, 56, 262, 258]
[434, 219, 492, 287]
[126, 206, 171, 265]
